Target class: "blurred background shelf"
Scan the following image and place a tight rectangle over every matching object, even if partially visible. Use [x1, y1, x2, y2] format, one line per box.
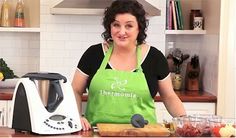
[165, 30, 206, 34]
[0, 27, 40, 32]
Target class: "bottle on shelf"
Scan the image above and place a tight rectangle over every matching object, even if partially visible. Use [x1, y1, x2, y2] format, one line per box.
[166, 41, 175, 72]
[167, 42, 175, 54]
[1, 0, 11, 27]
[14, 0, 25, 27]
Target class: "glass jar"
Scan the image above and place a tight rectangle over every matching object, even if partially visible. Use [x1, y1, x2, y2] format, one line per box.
[172, 73, 182, 90]
[190, 9, 202, 29]
[14, 0, 25, 27]
[1, 0, 11, 27]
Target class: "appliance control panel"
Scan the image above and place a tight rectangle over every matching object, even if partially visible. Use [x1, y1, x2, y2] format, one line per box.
[43, 114, 79, 131]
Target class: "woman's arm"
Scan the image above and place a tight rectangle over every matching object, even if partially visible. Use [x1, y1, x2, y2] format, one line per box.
[158, 74, 186, 117]
[72, 69, 91, 130]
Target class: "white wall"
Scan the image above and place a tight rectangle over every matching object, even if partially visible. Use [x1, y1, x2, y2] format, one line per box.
[201, 0, 221, 95]
[166, 34, 219, 95]
[217, 0, 236, 118]
[0, 32, 39, 77]
[40, 0, 167, 81]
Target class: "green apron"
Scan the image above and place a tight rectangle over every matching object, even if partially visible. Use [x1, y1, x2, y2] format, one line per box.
[85, 44, 157, 126]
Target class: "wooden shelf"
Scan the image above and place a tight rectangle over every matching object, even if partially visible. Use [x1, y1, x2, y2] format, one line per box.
[165, 30, 206, 35]
[0, 27, 40, 33]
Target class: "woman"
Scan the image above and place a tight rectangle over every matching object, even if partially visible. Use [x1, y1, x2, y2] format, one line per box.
[72, 0, 186, 131]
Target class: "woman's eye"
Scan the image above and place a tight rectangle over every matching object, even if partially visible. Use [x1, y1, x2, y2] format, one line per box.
[112, 23, 120, 27]
[126, 24, 133, 29]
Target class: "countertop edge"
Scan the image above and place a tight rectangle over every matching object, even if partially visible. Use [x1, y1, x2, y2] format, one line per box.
[0, 89, 217, 102]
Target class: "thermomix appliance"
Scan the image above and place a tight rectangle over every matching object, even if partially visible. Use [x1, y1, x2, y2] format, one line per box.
[8, 72, 82, 134]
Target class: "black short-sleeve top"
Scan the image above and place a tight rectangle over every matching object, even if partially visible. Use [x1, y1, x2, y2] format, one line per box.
[77, 43, 169, 98]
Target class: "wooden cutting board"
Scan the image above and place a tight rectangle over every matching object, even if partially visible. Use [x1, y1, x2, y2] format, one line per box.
[97, 123, 170, 137]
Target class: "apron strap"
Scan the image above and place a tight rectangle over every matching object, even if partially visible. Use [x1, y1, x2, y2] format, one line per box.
[136, 45, 143, 72]
[99, 43, 143, 72]
[99, 43, 113, 70]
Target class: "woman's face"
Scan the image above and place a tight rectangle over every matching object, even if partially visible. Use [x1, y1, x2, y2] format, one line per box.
[110, 13, 139, 48]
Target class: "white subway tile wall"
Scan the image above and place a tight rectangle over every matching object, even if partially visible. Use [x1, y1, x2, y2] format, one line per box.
[166, 34, 219, 95]
[200, 35, 219, 94]
[0, 33, 40, 77]
[40, 0, 167, 81]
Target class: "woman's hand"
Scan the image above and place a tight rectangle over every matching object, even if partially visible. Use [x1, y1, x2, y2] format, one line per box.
[80, 116, 91, 131]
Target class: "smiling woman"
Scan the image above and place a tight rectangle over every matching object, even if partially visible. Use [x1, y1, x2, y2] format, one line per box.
[72, 0, 186, 131]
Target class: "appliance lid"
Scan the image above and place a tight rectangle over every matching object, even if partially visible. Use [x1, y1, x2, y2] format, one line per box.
[50, 0, 161, 16]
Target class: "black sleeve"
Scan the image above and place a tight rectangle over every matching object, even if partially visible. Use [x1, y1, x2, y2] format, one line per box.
[77, 44, 104, 76]
[142, 46, 170, 98]
[155, 48, 170, 80]
[148, 47, 170, 80]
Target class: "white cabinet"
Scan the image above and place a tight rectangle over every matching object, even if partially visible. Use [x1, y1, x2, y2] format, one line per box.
[155, 102, 215, 123]
[0, 100, 13, 127]
[7, 100, 13, 127]
[0, 101, 8, 126]
[183, 102, 215, 114]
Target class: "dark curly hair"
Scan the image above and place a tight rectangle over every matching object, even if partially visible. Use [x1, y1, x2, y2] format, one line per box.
[102, 0, 149, 45]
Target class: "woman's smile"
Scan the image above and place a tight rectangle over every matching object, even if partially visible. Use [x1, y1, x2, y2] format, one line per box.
[117, 35, 128, 41]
